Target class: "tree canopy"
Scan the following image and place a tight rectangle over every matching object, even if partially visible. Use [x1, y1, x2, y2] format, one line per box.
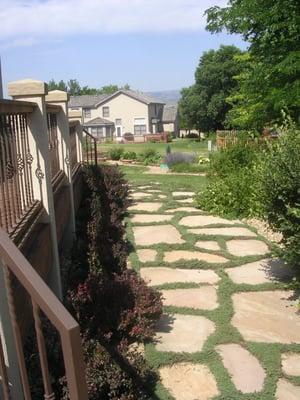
[205, 0, 300, 128]
[47, 79, 130, 96]
[179, 45, 244, 132]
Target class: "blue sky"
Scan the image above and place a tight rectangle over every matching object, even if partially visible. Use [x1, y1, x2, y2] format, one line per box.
[0, 0, 247, 94]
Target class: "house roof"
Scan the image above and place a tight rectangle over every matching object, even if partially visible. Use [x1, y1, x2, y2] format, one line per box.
[163, 105, 178, 123]
[84, 117, 114, 126]
[69, 94, 110, 108]
[69, 89, 165, 108]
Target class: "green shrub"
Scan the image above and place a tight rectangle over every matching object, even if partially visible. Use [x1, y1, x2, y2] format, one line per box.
[138, 149, 161, 165]
[122, 151, 137, 160]
[257, 127, 300, 269]
[110, 147, 124, 160]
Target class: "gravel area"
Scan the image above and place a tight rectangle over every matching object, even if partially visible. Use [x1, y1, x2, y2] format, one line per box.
[243, 218, 282, 244]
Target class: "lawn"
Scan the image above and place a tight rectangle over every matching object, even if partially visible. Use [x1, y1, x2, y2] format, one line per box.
[99, 138, 213, 158]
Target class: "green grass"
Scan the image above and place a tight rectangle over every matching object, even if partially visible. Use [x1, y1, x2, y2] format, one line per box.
[99, 138, 211, 158]
[123, 169, 300, 400]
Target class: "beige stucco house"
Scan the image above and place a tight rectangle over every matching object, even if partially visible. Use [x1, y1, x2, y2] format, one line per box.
[69, 89, 167, 141]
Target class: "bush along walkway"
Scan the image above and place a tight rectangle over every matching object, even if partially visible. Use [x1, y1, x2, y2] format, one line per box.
[126, 184, 300, 400]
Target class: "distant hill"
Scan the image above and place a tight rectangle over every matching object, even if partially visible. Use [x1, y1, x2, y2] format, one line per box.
[146, 90, 181, 105]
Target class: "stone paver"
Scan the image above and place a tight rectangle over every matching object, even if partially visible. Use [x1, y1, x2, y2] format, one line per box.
[155, 314, 215, 352]
[177, 198, 194, 204]
[195, 241, 221, 251]
[188, 227, 256, 237]
[172, 191, 195, 197]
[225, 259, 293, 285]
[128, 202, 162, 212]
[166, 207, 202, 213]
[137, 249, 157, 263]
[164, 250, 227, 264]
[157, 194, 167, 199]
[281, 353, 300, 376]
[131, 192, 153, 200]
[216, 344, 266, 393]
[131, 214, 173, 223]
[159, 363, 219, 400]
[133, 225, 184, 246]
[140, 267, 220, 286]
[180, 215, 239, 227]
[147, 189, 162, 193]
[226, 239, 269, 257]
[232, 291, 300, 343]
[162, 287, 218, 310]
[276, 379, 300, 400]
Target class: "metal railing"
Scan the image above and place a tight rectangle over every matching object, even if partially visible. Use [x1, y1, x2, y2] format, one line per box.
[83, 129, 98, 165]
[46, 108, 60, 180]
[0, 228, 88, 400]
[69, 123, 78, 170]
[0, 100, 39, 236]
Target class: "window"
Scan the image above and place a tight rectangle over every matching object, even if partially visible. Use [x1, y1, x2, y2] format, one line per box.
[103, 107, 110, 118]
[91, 126, 104, 139]
[134, 125, 147, 135]
[83, 108, 91, 118]
[115, 118, 122, 125]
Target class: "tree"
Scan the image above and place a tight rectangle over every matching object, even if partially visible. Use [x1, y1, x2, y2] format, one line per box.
[205, 0, 300, 128]
[67, 79, 81, 96]
[179, 45, 244, 132]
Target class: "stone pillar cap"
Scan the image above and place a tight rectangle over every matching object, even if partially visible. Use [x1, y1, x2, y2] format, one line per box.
[8, 79, 48, 97]
[46, 90, 69, 103]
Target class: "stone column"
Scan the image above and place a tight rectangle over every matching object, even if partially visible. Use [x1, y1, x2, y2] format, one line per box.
[46, 90, 76, 242]
[8, 79, 62, 299]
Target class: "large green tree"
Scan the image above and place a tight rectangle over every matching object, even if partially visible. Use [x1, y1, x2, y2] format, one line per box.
[179, 45, 244, 132]
[205, 0, 300, 128]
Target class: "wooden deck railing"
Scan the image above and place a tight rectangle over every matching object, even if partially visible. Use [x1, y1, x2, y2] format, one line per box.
[83, 129, 98, 165]
[69, 123, 78, 170]
[0, 228, 88, 400]
[0, 100, 40, 236]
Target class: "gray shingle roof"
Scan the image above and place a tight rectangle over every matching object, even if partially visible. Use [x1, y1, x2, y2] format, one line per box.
[84, 117, 114, 126]
[69, 94, 110, 108]
[69, 89, 165, 108]
[163, 105, 178, 122]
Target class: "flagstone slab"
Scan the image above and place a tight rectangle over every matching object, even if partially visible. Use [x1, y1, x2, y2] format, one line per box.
[232, 291, 300, 343]
[281, 353, 300, 376]
[147, 189, 162, 193]
[216, 344, 266, 393]
[172, 191, 195, 197]
[276, 379, 300, 400]
[137, 249, 157, 263]
[159, 363, 219, 400]
[128, 202, 163, 212]
[225, 259, 293, 285]
[155, 314, 215, 352]
[163, 250, 227, 264]
[131, 214, 173, 223]
[177, 198, 194, 204]
[180, 215, 239, 227]
[195, 241, 221, 251]
[137, 185, 152, 190]
[226, 239, 269, 257]
[162, 287, 218, 310]
[133, 225, 184, 246]
[158, 194, 167, 199]
[166, 207, 202, 213]
[188, 227, 257, 237]
[131, 192, 153, 199]
[140, 267, 220, 286]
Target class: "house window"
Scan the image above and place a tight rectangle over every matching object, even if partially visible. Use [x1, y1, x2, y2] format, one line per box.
[103, 107, 110, 118]
[83, 108, 91, 118]
[115, 118, 122, 125]
[91, 126, 104, 139]
[134, 125, 147, 135]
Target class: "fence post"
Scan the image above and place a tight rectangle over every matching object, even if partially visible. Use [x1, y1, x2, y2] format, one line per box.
[45, 90, 76, 242]
[8, 79, 62, 299]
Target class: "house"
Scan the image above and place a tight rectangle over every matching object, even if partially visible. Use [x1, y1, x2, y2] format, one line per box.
[162, 104, 180, 137]
[68, 89, 166, 141]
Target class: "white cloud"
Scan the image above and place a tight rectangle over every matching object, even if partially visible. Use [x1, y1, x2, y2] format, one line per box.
[0, 0, 227, 48]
